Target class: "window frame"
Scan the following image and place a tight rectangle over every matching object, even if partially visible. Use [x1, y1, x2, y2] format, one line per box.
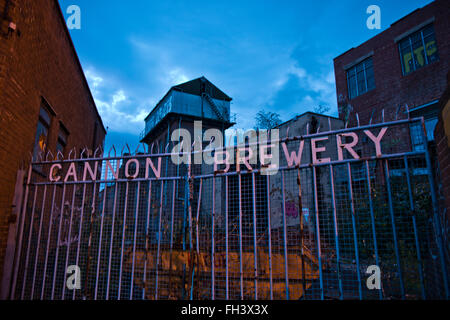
[346, 57, 375, 100]
[33, 106, 52, 162]
[56, 122, 69, 156]
[398, 23, 439, 76]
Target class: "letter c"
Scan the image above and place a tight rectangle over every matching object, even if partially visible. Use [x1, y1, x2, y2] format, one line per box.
[49, 164, 62, 182]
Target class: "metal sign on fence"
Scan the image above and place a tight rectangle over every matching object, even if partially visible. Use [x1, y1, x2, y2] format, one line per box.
[6, 117, 449, 300]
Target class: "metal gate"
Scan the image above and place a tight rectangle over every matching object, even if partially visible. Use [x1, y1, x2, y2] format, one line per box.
[7, 117, 449, 300]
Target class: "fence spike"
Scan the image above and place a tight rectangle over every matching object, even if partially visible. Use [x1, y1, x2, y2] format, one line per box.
[150, 142, 155, 154]
[121, 144, 131, 156]
[405, 104, 410, 119]
[45, 151, 54, 162]
[369, 108, 375, 125]
[306, 123, 309, 135]
[382, 109, 385, 123]
[135, 142, 147, 155]
[165, 143, 170, 153]
[107, 146, 116, 158]
[395, 105, 402, 120]
[286, 127, 290, 140]
[356, 113, 360, 127]
[68, 147, 76, 160]
[56, 151, 64, 161]
[94, 146, 103, 158]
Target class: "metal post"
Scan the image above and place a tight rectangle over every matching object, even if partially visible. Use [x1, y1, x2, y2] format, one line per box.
[82, 182, 98, 299]
[118, 181, 129, 299]
[11, 165, 32, 300]
[31, 185, 49, 300]
[383, 160, 405, 299]
[252, 172, 258, 300]
[106, 182, 118, 300]
[168, 181, 176, 297]
[94, 183, 108, 299]
[155, 181, 164, 300]
[20, 185, 38, 299]
[329, 165, 343, 300]
[41, 177, 58, 300]
[73, 182, 88, 300]
[61, 185, 77, 300]
[130, 181, 141, 299]
[194, 178, 202, 300]
[225, 176, 229, 300]
[403, 157, 426, 299]
[50, 183, 67, 300]
[419, 118, 449, 298]
[347, 163, 363, 300]
[211, 177, 215, 300]
[281, 171, 290, 300]
[196, 179, 202, 255]
[365, 161, 383, 300]
[142, 181, 152, 300]
[238, 174, 244, 300]
[266, 175, 273, 300]
[312, 166, 324, 300]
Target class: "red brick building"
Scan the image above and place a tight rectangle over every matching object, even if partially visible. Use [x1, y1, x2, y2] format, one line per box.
[0, 0, 106, 286]
[333, 0, 449, 144]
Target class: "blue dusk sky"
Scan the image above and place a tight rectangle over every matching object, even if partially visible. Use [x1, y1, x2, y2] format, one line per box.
[59, 0, 433, 152]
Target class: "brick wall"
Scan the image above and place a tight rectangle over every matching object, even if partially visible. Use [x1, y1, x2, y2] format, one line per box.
[333, 0, 450, 125]
[0, 0, 106, 280]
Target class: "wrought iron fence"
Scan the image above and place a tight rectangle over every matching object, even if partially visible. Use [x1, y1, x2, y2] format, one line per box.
[8, 117, 449, 300]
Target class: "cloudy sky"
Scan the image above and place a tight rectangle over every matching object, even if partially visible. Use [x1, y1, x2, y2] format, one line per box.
[60, 0, 432, 152]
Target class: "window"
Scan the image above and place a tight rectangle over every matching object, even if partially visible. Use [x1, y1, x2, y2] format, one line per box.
[347, 57, 375, 100]
[410, 121, 425, 152]
[57, 124, 69, 156]
[33, 107, 51, 161]
[399, 24, 439, 75]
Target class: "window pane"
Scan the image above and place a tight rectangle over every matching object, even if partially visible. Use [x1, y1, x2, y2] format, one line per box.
[58, 127, 68, 145]
[357, 68, 366, 94]
[56, 141, 65, 154]
[411, 33, 426, 70]
[424, 34, 439, 63]
[33, 120, 48, 161]
[346, 57, 375, 99]
[410, 122, 425, 151]
[348, 72, 357, 99]
[399, 24, 439, 75]
[365, 65, 375, 91]
[425, 117, 438, 141]
[39, 107, 51, 125]
[422, 24, 434, 37]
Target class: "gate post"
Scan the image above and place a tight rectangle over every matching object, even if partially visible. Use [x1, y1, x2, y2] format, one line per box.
[421, 118, 449, 299]
[0, 167, 28, 299]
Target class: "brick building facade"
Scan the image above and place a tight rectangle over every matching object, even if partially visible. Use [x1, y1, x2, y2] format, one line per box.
[0, 0, 106, 283]
[334, 0, 449, 138]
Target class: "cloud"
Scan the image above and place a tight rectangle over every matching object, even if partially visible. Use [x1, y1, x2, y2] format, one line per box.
[261, 57, 338, 123]
[129, 38, 191, 91]
[85, 68, 149, 135]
